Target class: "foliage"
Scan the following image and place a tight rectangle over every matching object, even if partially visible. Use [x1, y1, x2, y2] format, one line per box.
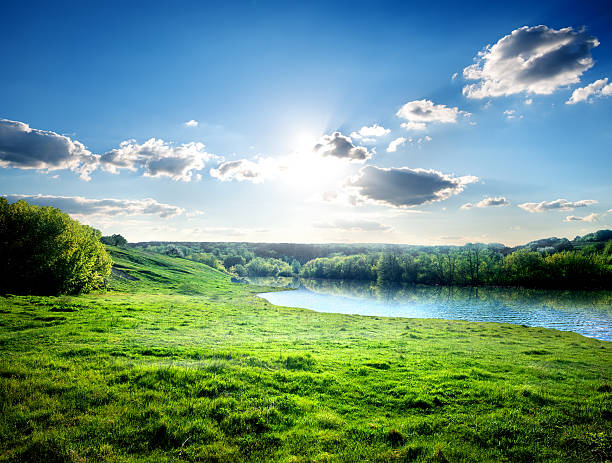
[246, 257, 292, 277]
[224, 255, 246, 269]
[0, 199, 112, 295]
[0, 245, 610, 461]
[132, 230, 612, 289]
[299, 245, 612, 289]
[301, 254, 378, 280]
[231, 263, 248, 277]
[100, 233, 128, 247]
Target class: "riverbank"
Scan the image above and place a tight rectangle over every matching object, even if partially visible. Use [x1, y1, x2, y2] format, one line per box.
[1, 246, 610, 462]
[254, 277, 612, 341]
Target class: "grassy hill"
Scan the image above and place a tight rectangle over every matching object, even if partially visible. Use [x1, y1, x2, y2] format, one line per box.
[0, 245, 611, 462]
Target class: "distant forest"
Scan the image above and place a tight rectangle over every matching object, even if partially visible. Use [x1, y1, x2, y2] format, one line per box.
[126, 230, 612, 289]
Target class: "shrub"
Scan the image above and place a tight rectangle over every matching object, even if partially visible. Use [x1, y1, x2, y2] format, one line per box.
[0, 198, 112, 295]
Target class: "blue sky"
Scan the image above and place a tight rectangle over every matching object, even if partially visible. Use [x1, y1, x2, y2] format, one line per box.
[1, 0, 611, 245]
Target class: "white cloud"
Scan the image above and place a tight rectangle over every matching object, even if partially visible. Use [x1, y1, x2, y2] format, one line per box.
[350, 124, 390, 141]
[566, 78, 612, 104]
[346, 166, 478, 208]
[463, 25, 599, 99]
[565, 213, 599, 222]
[313, 132, 373, 161]
[397, 99, 462, 124]
[101, 138, 218, 182]
[3, 194, 187, 218]
[518, 198, 597, 213]
[400, 121, 427, 131]
[0, 119, 98, 180]
[525, 99, 533, 105]
[184, 120, 199, 127]
[461, 196, 510, 209]
[386, 137, 407, 153]
[209, 157, 282, 183]
[386, 136, 431, 152]
[504, 109, 521, 119]
[452, 72, 458, 81]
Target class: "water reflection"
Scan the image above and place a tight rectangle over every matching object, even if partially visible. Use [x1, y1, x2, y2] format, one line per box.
[249, 277, 612, 341]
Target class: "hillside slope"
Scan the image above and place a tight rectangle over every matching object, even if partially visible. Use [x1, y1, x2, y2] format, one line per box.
[106, 245, 229, 294]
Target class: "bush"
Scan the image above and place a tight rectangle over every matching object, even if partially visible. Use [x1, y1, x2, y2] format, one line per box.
[0, 199, 112, 295]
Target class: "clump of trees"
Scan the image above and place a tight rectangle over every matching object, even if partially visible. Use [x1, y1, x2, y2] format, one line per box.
[100, 234, 128, 247]
[0, 199, 112, 295]
[301, 255, 378, 280]
[245, 257, 292, 277]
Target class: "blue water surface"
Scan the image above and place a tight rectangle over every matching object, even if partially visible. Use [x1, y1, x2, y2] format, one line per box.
[251, 278, 612, 341]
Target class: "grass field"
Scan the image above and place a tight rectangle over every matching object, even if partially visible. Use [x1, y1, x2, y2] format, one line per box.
[1, 246, 611, 462]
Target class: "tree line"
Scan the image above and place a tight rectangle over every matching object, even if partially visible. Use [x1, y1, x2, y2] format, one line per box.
[301, 244, 612, 289]
[129, 230, 612, 288]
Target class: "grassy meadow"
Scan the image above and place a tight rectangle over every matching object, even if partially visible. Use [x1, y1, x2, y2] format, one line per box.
[1, 246, 611, 462]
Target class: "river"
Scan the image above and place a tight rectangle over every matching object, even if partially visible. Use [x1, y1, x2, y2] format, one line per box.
[249, 277, 612, 341]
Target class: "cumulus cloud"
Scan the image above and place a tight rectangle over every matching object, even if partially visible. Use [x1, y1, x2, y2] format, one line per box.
[184, 120, 199, 127]
[386, 137, 407, 153]
[346, 166, 478, 208]
[463, 25, 599, 99]
[565, 213, 599, 222]
[0, 119, 99, 180]
[461, 196, 510, 209]
[209, 157, 282, 183]
[3, 194, 187, 218]
[350, 124, 390, 142]
[518, 198, 598, 213]
[314, 218, 393, 232]
[566, 78, 612, 104]
[396, 100, 468, 131]
[313, 132, 373, 161]
[100, 138, 218, 181]
[0, 119, 221, 182]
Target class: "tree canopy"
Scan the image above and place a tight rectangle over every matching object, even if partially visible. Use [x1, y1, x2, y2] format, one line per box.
[100, 234, 128, 247]
[0, 199, 112, 295]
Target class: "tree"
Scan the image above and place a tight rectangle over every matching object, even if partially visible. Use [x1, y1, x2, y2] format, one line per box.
[231, 264, 247, 277]
[223, 255, 245, 269]
[375, 253, 402, 283]
[100, 234, 128, 247]
[0, 199, 112, 295]
[165, 244, 184, 258]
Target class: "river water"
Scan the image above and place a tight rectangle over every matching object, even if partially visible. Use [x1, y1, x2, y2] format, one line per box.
[250, 277, 612, 341]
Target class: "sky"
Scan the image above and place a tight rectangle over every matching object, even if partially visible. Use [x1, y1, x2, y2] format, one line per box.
[1, 0, 611, 246]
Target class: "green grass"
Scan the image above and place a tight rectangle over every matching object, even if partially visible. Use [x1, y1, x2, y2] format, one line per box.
[0, 245, 611, 462]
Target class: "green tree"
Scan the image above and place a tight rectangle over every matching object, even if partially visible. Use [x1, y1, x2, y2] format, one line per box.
[375, 253, 402, 283]
[0, 199, 112, 295]
[100, 234, 128, 247]
[223, 255, 246, 269]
